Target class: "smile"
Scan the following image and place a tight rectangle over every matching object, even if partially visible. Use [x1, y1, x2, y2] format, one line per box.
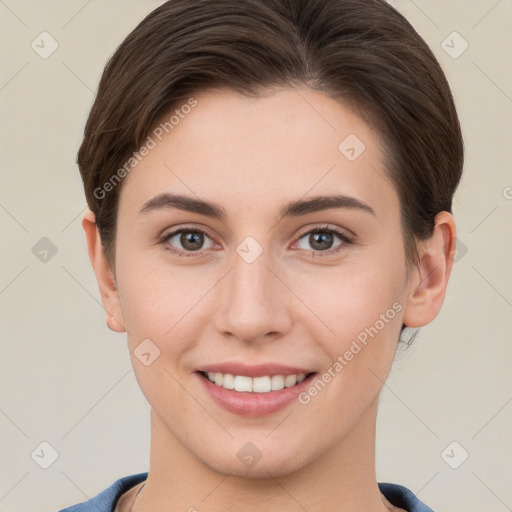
[197, 370, 318, 416]
[201, 371, 314, 393]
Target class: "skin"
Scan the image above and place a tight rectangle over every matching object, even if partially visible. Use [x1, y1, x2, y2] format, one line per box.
[83, 87, 456, 512]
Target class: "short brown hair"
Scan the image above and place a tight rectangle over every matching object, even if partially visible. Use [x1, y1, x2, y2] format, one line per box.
[78, 0, 463, 285]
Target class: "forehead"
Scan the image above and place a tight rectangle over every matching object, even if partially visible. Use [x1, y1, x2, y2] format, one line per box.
[118, 87, 398, 222]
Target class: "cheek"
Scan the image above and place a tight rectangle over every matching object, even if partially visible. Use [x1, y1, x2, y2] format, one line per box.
[295, 267, 405, 423]
[292, 256, 406, 410]
[115, 255, 215, 359]
[115, 260, 204, 405]
[295, 257, 405, 345]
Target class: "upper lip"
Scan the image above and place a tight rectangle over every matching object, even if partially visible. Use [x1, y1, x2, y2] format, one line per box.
[197, 362, 316, 378]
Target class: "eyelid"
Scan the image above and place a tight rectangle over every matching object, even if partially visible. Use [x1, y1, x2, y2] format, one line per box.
[159, 223, 218, 242]
[294, 223, 354, 242]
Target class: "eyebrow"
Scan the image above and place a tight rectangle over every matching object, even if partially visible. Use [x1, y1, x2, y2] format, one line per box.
[139, 193, 376, 220]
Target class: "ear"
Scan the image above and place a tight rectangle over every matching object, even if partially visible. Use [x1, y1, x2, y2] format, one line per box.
[82, 209, 126, 333]
[402, 211, 457, 328]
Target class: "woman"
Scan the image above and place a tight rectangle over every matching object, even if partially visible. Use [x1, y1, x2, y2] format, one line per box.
[60, 0, 463, 510]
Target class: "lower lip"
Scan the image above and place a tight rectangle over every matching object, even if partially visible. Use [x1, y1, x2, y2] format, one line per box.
[196, 371, 317, 417]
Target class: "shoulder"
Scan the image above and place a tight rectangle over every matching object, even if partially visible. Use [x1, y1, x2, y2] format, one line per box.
[58, 472, 148, 512]
[378, 482, 435, 512]
[58, 475, 431, 512]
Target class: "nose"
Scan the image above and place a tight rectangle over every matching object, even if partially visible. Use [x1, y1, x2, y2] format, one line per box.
[212, 248, 292, 344]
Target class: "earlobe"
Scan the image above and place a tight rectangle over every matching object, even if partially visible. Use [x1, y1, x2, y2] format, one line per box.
[82, 209, 126, 333]
[402, 211, 457, 328]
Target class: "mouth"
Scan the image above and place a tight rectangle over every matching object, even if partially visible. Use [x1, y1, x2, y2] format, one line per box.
[197, 370, 318, 394]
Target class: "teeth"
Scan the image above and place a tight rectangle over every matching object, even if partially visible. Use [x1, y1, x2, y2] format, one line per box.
[204, 372, 308, 393]
[271, 375, 285, 390]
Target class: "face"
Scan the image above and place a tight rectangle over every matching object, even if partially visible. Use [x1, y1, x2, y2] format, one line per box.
[105, 87, 420, 477]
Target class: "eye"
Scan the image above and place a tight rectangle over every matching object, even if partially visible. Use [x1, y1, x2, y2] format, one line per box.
[160, 228, 217, 257]
[295, 225, 353, 256]
[159, 224, 353, 258]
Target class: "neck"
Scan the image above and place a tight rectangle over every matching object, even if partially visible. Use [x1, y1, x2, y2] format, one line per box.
[136, 397, 395, 511]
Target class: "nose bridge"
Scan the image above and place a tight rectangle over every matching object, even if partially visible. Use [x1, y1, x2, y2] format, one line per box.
[213, 243, 290, 342]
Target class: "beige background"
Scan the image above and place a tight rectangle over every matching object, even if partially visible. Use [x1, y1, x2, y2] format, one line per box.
[1, 1, 511, 511]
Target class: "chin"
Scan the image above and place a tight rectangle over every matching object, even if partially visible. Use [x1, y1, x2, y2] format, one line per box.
[192, 437, 315, 480]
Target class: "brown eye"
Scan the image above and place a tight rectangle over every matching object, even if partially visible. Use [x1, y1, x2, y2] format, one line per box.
[307, 231, 335, 251]
[162, 228, 216, 255]
[295, 226, 353, 256]
[178, 231, 204, 251]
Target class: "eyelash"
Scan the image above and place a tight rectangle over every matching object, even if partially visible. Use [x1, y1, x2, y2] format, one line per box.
[159, 224, 354, 258]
